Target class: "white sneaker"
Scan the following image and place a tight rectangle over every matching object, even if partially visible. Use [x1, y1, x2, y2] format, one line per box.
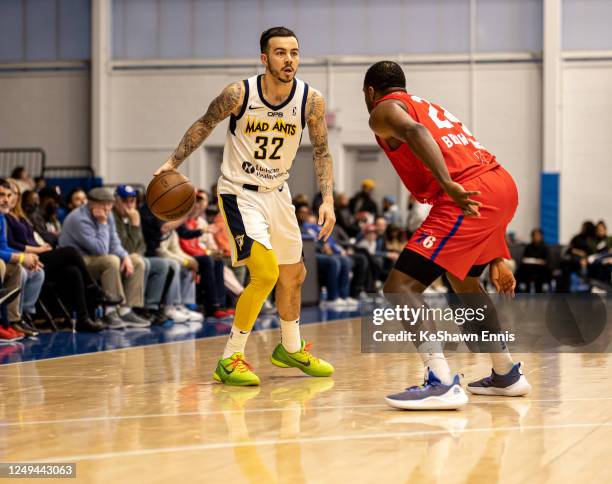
[165, 305, 189, 323]
[320, 299, 348, 310]
[344, 297, 359, 308]
[178, 305, 204, 322]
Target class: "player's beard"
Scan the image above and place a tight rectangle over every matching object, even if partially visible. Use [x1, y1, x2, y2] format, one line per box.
[268, 63, 296, 84]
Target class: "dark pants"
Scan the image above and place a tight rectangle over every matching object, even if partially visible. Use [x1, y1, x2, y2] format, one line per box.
[39, 246, 95, 320]
[516, 263, 551, 293]
[349, 252, 373, 297]
[194, 255, 225, 314]
[316, 254, 353, 300]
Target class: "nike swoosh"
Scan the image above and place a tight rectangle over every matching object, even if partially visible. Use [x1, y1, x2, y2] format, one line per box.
[222, 364, 236, 375]
[287, 354, 310, 366]
[249, 105, 263, 109]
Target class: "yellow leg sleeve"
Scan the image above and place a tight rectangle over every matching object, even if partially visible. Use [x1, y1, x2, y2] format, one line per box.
[233, 241, 279, 332]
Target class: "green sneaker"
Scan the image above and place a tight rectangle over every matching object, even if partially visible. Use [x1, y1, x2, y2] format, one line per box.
[213, 353, 260, 386]
[270, 339, 334, 377]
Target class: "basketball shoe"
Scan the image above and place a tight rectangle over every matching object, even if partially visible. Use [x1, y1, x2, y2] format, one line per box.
[213, 352, 260, 386]
[467, 362, 531, 396]
[385, 370, 468, 410]
[270, 339, 334, 377]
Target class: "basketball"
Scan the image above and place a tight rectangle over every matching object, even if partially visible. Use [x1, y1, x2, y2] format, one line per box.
[146, 170, 195, 221]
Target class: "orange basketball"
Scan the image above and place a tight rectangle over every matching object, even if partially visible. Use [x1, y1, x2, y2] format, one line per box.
[146, 171, 195, 221]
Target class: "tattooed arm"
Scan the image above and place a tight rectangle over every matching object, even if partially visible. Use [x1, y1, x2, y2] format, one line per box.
[154, 82, 244, 175]
[306, 89, 336, 241]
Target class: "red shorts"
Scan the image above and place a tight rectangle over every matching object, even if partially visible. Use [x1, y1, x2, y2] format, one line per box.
[405, 166, 518, 280]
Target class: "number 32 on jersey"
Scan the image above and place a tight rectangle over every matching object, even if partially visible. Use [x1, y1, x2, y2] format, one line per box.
[254, 136, 284, 160]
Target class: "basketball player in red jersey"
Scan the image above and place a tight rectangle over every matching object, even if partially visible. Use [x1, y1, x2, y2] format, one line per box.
[364, 61, 531, 410]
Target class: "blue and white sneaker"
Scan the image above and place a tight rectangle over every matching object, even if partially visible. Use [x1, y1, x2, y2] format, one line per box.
[385, 371, 469, 410]
[467, 362, 531, 396]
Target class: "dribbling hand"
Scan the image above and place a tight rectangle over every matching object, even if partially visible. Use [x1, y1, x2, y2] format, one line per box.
[154, 159, 177, 177]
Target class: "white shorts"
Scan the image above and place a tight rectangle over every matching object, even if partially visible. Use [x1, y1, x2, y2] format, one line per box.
[217, 176, 303, 266]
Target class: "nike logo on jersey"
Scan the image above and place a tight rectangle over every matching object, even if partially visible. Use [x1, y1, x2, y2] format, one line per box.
[249, 105, 263, 109]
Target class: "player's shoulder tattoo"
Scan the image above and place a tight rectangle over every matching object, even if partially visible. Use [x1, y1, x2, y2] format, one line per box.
[211, 81, 244, 119]
[306, 88, 326, 122]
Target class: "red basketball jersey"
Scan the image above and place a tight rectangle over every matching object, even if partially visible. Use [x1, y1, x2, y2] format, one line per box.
[374, 91, 499, 204]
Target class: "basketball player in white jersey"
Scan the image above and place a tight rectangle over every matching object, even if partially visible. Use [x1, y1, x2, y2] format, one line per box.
[155, 27, 335, 385]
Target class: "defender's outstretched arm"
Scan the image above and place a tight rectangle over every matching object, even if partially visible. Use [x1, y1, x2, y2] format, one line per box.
[306, 89, 336, 241]
[369, 100, 482, 217]
[155, 82, 244, 175]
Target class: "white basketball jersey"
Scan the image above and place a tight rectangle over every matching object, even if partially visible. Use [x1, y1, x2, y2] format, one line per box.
[221, 74, 309, 188]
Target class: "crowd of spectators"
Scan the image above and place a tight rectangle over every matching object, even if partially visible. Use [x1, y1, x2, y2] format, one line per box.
[0, 167, 277, 343]
[1, 167, 609, 343]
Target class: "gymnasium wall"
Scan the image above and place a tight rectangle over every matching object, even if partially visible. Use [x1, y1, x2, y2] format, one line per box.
[561, 60, 612, 243]
[1, 0, 611, 244]
[0, 70, 90, 168]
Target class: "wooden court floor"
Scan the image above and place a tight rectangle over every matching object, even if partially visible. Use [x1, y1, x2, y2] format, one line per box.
[1, 318, 612, 483]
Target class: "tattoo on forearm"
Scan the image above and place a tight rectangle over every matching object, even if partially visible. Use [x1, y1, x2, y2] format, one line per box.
[307, 91, 334, 198]
[171, 82, 242, 167]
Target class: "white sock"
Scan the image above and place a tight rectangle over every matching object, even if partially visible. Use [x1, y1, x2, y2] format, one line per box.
[118, 306, 131, 317]
[417, 341, 453, 385]
[105, 305, 117, 316]
[223, 327, 250, 359]
[489, 350, 515, 375]
[280, 318, 301, 353]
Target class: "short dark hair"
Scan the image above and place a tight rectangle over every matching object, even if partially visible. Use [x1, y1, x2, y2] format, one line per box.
[364, 61, 406, 92]
[260, 26, 298, 54]
[0, 178, 10, 190]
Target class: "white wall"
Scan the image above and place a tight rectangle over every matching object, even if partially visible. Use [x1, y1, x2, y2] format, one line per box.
[0, 70, 90, 168]
[106, 61, 542, 239]
[561, 60, 612, 242]
[2, 60, 608, 244]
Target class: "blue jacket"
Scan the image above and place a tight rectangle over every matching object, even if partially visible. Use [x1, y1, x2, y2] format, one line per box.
[0, 214, 18, 263]
[59, 205, 128, 259]
[301, 223, 343, 255]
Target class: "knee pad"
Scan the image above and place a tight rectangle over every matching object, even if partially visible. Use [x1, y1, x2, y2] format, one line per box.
[246, 242, 279, 292]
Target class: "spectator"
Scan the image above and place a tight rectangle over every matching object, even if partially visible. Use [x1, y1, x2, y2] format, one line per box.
[355, 221, 395, 285]
[59, 187, 150, 329]
[382, 195, 401, 225]
[178, 191, 232, 319]
[6, 181, 107, 332]
[141, 204, 200, 322]
[349, 179, 378, 216]
[335, 193, 359, 237]
[292, 193, 309, 207]
[67, 187, 87, 212]
[23, 186, 61, 247]
[516, 228, 552, 293]
[0, 178, 44, 337]
[588, 220, 612, 286]
[113, 185, 182, 325]
[34, 176, 46, 191]
[296, 205, 357, 309]
[560, 221, 596, 292]
[385, 224, 406, 254]
[10, 166, 35, 193]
